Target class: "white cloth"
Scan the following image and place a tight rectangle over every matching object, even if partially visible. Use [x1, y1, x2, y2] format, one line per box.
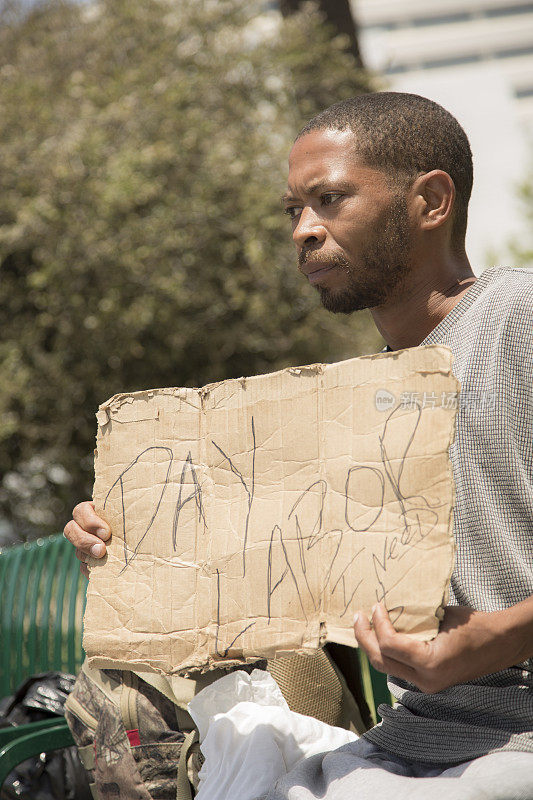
[188, 669, 357, 800]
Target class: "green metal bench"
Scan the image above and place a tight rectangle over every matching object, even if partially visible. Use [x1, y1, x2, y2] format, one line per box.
[0, 534, 88, 787]
[0, 533, 392, 790]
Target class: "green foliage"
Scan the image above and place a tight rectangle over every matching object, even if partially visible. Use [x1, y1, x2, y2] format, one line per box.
[501, 177, 533, 267]
[0, 0, 380, 538]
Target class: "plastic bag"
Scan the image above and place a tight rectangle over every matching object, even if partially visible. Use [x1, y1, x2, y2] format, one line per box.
[0, 672, 92, 800]
[188, 669, 358, 800]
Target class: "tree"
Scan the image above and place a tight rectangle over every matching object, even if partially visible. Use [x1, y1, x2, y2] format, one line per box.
[0, 0, 379, 540]
[501, 177, 533, 267]
[279, 0, 363, 66]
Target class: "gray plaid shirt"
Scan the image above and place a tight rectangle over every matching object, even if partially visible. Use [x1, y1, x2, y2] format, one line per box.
[365, 267, 533, 763]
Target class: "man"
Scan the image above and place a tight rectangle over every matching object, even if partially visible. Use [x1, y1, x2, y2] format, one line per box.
[65, 93, 533, 798]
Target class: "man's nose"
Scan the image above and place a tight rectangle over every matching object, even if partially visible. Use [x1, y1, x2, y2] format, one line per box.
[292, 207, 327, 249]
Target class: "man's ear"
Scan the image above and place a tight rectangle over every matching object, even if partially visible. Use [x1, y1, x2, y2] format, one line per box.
[411, 170, 455, 232]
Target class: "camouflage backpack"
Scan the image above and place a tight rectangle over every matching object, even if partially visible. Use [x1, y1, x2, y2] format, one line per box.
[65, 648, 368, 800]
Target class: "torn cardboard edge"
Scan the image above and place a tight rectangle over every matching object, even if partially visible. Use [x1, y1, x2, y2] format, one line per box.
[84, 344, 458, 676]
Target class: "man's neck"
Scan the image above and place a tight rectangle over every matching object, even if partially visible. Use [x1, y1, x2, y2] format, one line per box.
[371, 261, 477, 351]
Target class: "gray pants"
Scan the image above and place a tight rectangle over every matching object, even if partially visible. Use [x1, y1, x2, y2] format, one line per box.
[260, 738, 533, 800]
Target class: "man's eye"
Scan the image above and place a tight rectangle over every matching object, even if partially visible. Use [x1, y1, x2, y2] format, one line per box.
[284, 206, 302, 220]
[321, 193, 343, 206]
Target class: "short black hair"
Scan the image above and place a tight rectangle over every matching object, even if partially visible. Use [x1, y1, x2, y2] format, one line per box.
[298, 92, 473, 250]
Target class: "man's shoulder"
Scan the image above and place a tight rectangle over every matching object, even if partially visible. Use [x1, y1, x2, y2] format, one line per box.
[478, 267, 533, 318]
[482, 266, 533, 300]
[434, 268, 533, 354]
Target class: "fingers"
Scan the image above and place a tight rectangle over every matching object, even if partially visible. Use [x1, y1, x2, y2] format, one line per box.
[74, 548, 91, 580]
[72, 501, 111, 540]
[371, 603, 424, 664]
[353, 610, 377, 652]
[64, 500, 110, 559]
[354, 604, 458, 692]
[354, 607, 392, 671]
[64, 518, 107, 557]
[354, 604, 422, 685]
[75, 547, 89, 563]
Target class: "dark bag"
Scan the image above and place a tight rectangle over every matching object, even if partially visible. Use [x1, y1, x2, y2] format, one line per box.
[0, 671, 92, 800]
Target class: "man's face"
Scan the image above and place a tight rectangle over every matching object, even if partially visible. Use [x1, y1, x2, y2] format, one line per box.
[284, 128, 413, 313]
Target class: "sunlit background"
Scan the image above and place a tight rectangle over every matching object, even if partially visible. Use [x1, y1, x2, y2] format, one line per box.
[1, 0, 532, 544]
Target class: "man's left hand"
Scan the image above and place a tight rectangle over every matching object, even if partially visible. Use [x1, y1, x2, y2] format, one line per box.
[354, 600, 533, 693]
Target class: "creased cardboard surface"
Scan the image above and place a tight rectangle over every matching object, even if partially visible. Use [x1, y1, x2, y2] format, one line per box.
[84, 345, 457, 675]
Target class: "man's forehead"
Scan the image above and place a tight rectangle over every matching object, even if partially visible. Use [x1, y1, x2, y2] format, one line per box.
[286, 128, 376, 197]
[288, 127, 359, 166]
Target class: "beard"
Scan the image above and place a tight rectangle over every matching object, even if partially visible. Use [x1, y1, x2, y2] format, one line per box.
[303, 195, 412, 314]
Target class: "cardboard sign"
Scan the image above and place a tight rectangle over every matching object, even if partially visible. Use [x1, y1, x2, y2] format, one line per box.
[84, 345, 457, 675]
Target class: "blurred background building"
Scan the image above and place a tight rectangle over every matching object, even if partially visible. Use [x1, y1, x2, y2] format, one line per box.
[352, 0, 533, 271]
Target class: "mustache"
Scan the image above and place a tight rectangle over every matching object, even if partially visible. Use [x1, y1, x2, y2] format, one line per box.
[298, 250, 351, 270]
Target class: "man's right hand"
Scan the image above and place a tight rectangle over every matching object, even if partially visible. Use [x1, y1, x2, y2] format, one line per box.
[63, 501, 111, 579]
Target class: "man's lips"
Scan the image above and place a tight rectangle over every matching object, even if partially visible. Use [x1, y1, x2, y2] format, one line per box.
[300, 261, 336, 284]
